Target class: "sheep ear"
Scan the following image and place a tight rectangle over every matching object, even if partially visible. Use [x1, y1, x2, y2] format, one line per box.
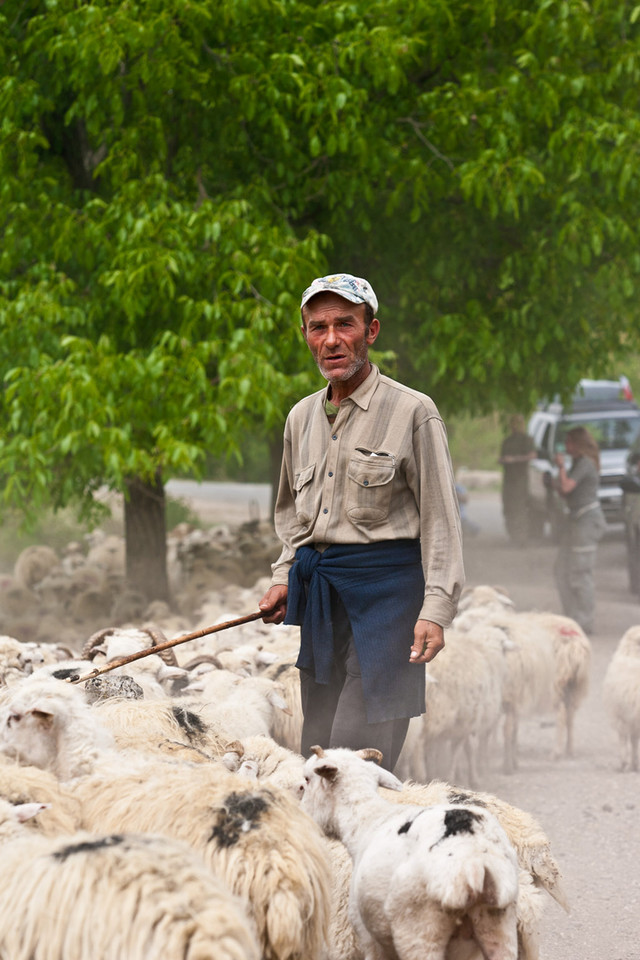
[256, 650, 278, 667]
[222, 753, 240, 772]
[314, 761, 339, 782]
[237, 760, 259, 780]
[14, 802, 51, 823]
[222, 740, 244, 772]
[29, 709, 54, 728]
[267, 689, 292, 715]
[156, 664, 187, 682]
[493, 584, 512, 600]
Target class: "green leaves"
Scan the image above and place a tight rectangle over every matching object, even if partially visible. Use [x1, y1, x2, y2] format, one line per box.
[2, 0, 640, 525]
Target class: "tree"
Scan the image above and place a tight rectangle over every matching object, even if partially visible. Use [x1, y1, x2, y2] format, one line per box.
[0, 0, 329, 600]
[3, 0, 640, 600]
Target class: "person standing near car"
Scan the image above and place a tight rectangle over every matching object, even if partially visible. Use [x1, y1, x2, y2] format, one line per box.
[258, 272, 464, 771]
[498, 414, 537, 545]
[553, 426, 606, 635]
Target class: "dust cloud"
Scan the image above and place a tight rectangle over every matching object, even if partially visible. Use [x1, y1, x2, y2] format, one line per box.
[463, 489, 639, 960]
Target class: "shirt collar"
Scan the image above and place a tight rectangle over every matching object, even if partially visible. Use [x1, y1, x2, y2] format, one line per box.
[324, 364, 379, 411]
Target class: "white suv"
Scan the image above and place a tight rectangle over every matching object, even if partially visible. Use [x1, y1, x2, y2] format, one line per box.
[527, 382, 640, 539]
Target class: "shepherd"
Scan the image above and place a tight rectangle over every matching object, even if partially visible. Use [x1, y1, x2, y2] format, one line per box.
[259, 272, 464, 772]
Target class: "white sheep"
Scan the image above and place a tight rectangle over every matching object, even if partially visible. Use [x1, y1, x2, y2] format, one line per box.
[300, 746, 520, 960]
[0, 676, 332, 960]
[454, 585, 591, 772]
[191, 674, 292, 740]
[382, 778, 568, 915]
[80, 625, 188, 699]
[213, 642, 280, 676]
[325, 766, 562, 960]
[85, 532, 126, 577]
[219, 739, 549, 959]
[13, 544, 61, 589]
[221, 735, 306, 792]
[261, 658, 304, 752]
[0, 798, 261, 960]
[396, 624, 508, 786]
[71, 760, 332, 960]
[0, 675, 117, 779]
[93, 695, 228, 761]
[328, 772, 565, 960]
[0, 753, 83, 836]
[0, 637, 80, 688]
[602, 624, 640, 771]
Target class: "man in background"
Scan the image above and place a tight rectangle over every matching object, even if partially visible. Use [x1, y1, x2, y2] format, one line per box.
[499, 414, 536, 546]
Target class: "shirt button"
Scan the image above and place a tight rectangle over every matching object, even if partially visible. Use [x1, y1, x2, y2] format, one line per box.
[328, 472, 333, 477]
[363, 480, 369, 486]
[323, 508, 328, 514]
[332, 435, 337, 440]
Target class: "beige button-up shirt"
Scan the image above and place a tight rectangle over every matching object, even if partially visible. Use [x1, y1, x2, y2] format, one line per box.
[271, 366, 464, 626]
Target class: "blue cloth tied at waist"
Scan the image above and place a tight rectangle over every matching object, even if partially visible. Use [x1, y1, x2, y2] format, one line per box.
[284, 539, 425, 723]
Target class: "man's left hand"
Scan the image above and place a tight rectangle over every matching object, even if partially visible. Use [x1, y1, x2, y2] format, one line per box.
[409, 620, 445, 664]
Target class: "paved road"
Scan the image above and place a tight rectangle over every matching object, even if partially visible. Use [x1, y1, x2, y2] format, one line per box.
[166, 479, 272, 525]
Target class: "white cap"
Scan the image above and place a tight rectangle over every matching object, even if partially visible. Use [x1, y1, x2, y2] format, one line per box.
[300, 273, 378, 313]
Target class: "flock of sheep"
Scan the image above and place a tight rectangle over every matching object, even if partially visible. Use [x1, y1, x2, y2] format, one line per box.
[0, 521, 638, 960]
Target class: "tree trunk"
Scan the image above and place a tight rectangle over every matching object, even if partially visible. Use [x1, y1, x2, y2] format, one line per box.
[123, 472, 171, 604]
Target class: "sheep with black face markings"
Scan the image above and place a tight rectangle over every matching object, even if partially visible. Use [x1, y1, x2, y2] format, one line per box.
[218, 740, 554, 959]
[0, 676, 332, 960]
[300, 746, 520, 960]
[94, 695, 227, 761]
[0, 797, 261, 960]
[71, 760, 332, 960]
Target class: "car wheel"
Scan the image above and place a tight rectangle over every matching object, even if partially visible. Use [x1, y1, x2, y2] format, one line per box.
[626, 524, 640, 595]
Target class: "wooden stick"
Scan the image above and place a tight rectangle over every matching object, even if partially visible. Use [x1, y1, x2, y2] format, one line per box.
[68, 611, 264, 684]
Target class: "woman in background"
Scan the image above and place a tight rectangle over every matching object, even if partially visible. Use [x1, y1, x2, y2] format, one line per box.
[554, 426, 606, 635]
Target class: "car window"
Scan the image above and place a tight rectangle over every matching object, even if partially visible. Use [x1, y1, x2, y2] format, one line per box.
[555, 416, 640, 452]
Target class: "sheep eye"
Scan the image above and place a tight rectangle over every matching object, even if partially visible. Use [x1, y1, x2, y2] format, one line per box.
[7, 713, 22, 726]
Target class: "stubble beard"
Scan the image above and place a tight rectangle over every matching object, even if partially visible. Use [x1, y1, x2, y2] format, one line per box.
[316, 342, 369, 384]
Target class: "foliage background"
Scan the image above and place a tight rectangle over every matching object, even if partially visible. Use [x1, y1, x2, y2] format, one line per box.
[4, 0, 640, 593]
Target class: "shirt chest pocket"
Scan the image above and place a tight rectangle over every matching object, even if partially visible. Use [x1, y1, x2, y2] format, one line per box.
[293, 463, 317, 524]
[346, 449, 396, 524]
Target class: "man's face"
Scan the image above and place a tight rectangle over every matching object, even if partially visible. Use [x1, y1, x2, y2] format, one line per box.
[301, 292, 379, 387]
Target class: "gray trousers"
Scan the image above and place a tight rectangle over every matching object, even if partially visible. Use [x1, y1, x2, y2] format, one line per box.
[554, 507, 606, 635]
[299, 588, 410, 773]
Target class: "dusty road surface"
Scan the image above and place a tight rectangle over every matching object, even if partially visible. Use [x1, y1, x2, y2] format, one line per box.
[176, 481, 639, 960]
[462, 491, 640, 960]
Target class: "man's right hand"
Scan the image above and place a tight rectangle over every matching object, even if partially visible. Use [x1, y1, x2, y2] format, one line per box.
[258, 584, 288, 624]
